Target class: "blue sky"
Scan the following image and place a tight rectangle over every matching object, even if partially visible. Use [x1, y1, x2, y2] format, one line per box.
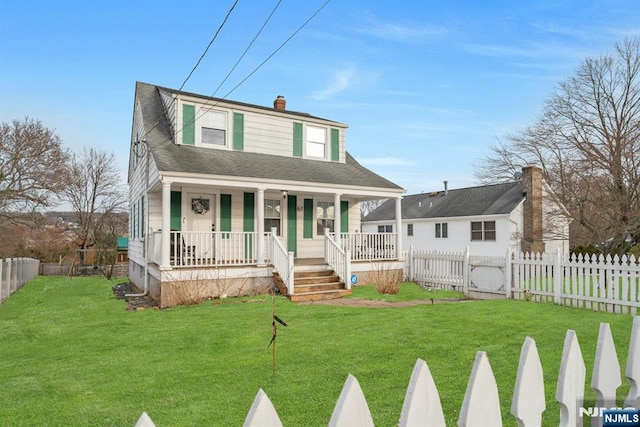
[1, 0, 639, 197]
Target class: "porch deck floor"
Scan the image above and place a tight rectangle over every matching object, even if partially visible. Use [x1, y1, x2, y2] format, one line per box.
[294, 258, 326, 266]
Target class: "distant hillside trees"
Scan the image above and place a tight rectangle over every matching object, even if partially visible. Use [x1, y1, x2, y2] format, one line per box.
[0, 119, 128, 268]
[475, 37, 640, 255]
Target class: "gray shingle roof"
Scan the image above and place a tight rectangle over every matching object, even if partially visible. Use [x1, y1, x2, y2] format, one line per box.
[363, 182, 525, 221]
[134, 82, 403, 191]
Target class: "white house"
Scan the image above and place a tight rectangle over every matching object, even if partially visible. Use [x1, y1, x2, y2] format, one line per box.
[362, 166, 571, 257]
[128, 82, 405, 306]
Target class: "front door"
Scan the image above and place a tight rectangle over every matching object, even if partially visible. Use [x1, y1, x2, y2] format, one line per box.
[187, 193, 215, 260]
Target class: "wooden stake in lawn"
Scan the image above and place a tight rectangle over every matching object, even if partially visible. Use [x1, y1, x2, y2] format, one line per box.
[267, 296, 288, 375]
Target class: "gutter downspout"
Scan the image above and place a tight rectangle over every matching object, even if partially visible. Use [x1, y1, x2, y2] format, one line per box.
[126, 139, 149, 297]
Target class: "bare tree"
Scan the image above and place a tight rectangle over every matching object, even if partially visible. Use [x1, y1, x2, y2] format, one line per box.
[361, 199, 386, 219]
[0, 118, 70, 221]
[62, 148, 126, 262]
[475, 38, 640, 254]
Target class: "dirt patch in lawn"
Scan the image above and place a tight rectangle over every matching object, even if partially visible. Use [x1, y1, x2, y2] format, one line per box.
[297, 297, 473, 308]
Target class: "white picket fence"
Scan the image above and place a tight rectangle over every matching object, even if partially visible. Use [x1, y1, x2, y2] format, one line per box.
[405, 248, 640, 314]
[0, 257, 39, 304]
[133, 317, 640, 426]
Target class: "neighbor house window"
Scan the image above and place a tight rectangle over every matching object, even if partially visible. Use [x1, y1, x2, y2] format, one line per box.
[471, 221, 496, 241]
[264, 199, 281, 236]
[306, 125, 326, 158]
[316, 201, 334, 234]
[407, 224, 414, 236]
[378, 225, 393, 233]
[435, 223, 448, 238]
[201, 109, 227, 145]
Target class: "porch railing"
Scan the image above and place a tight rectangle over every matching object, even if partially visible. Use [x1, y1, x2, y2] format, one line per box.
[269, 228, 294, 295]
[340, 232, 397, 261]
[149, 231, 270, 268]
[325, 229, 351, 289]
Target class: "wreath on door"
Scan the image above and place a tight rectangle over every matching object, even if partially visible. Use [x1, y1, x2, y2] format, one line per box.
[191, 198, 210, 215]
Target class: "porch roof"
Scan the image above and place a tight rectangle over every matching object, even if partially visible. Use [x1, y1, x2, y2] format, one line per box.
[134, 82, 404, 193]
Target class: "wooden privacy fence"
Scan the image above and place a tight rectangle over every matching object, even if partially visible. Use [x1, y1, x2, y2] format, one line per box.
[0, 257, 39, 304]
[405, 247, 640, 314]
[133, 318, 640, 426]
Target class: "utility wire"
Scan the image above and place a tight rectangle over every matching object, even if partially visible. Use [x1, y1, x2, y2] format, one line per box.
[178, 0, 239, 92]
[140, 0, 240, 141]
[177, 0, 331, 139]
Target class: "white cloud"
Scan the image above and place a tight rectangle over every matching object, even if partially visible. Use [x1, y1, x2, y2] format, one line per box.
[311, 65, 358, 100]
[353, 14, 452, 42]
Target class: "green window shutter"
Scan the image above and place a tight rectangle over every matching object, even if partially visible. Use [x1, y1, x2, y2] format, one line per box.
[183, 104, 195, 145]
[293, 122, 303, 157]
[341, 200, 348, 233]
[220, 194, 232, 233]
[287, 195, 297, 256]
[303, 198, 313, 238]
[233, 112, 244, 151]
[243, 192, 254, 231]
[141, 196, 145, 237]
[170, 191, 182, 231]
[331, 128, 339, 161]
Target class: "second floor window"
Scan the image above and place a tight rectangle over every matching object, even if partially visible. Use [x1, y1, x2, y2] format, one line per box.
[264, 199, 281, 236]
[306, 126, 326, 158]
[202, 110, 227, 146]
[435, 223, 448, 238]
[316, 201, 334, 235]
[471, 221, 496, 241]
[407, 223, 413, 236]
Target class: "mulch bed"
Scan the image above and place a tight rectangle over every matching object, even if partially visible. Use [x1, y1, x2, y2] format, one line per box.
[112, 282, 159, 310]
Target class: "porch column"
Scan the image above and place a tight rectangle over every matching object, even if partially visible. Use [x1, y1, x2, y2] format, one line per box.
[160, 180, 172, 269]
[256, 188, 265, 266]
[334, 193, 341, 248]
[395, 196, 404, 261]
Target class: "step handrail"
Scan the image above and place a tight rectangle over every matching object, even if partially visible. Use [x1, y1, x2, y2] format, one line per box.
[269, 228, 294, 295]
[324, 229, 351, 290]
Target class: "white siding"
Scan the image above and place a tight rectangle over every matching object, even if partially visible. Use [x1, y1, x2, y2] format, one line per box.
[175, 97, 347, 163]
[365, 215, 518, 257]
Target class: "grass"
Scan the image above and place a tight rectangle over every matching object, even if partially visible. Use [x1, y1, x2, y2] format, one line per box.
[0, 276, 635, 426]
[347, 282, 464, 301]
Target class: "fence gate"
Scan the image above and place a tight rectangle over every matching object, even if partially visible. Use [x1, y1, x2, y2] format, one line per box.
[468, 256, 506, 294]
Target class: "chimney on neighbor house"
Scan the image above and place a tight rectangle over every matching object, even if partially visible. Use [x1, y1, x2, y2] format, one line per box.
[443, 180, 448, 195]
[273, 95, 286, 110]
[521, 165, 545, 254]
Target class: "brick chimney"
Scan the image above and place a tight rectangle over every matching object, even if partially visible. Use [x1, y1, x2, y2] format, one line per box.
[273, 95, 286, 110]
[521, 165, 545, 254]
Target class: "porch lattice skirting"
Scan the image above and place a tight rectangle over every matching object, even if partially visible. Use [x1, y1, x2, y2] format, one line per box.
[134, 317, 639, 426]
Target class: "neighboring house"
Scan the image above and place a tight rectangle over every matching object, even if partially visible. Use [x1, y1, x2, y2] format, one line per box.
[362, 166, 571, 257]
[128, 82, 405, 306]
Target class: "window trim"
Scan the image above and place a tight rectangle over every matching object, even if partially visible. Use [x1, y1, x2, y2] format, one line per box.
[305, 124, 328, 159]
[316, 200, 335, 236]
[470, 220, 496, 241]
[264, 198, 282, 236]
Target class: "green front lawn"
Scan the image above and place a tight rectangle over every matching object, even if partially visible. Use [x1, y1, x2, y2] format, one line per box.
[347, 282, 464, 301]
[0, 276, 635, 426]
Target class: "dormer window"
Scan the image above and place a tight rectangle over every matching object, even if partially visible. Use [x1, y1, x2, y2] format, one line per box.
[306, 126, 326, 158]
[201, 110, 227, 146]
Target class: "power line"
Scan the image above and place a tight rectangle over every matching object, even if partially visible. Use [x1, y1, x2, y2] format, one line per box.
[139, 0, 240, 141]
[178, 0, 239, 93]
[178, 0, 332, 139]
